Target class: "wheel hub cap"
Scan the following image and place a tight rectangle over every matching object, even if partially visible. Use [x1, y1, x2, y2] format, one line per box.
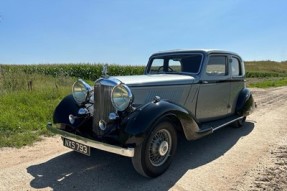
[148, 129, 172, 166]
[159, 141, 169, 156]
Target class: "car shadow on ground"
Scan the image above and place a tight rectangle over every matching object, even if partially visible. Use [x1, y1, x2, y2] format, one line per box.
[27, 122, 254, 191]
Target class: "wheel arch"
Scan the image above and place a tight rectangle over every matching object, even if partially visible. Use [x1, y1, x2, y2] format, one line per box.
[122, 99, 200, 146]
[165, 114, 183, 133]
[236, 88, 255, 116]
[53, 94, 87, 129]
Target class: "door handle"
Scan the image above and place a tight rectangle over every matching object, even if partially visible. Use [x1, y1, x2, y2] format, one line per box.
[202, 80, 209, 84]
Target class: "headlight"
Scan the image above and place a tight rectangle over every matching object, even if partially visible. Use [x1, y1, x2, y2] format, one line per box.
[72, 79, 92, 105]
[111, 84, 133, 111]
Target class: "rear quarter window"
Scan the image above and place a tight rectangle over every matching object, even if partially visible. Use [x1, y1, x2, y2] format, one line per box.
[231, 57, 242, 76]
[206, 56, 228, 76]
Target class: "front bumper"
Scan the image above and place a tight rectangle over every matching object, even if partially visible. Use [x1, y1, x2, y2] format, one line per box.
[46, 122, 134, 157]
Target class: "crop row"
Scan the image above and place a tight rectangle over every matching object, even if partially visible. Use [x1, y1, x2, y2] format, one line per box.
[0, 64, 145, 80]
[246, 72, 286, 78]
[1, 61, 287, 79]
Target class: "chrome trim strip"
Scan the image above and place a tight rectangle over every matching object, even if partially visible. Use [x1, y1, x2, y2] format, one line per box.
[212, 116, 245, 132]
[47, 122, 134, 157]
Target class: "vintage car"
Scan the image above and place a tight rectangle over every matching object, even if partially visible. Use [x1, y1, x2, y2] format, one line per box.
[47, 49, 255, 177]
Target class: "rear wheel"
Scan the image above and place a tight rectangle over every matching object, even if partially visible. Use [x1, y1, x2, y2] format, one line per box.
[232, 116, 246, 128]
[132, 120, 177, 177]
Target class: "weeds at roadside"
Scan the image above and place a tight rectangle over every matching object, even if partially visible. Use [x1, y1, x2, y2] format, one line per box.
[0, 69, 74, 147]
[248, 77, 287, 88]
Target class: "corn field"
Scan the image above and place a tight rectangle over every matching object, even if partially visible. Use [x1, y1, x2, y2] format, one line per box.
[245, 60, 287, 78]
[0, 64, 145, 81]
[0, 60, 287, 81]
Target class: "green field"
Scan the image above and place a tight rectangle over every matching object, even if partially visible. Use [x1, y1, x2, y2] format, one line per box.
[245, 60, 287, 87]
[0, 64, 144, 147]
[0, 61, 286, 148]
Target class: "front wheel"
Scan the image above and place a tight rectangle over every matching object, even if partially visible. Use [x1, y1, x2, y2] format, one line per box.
[132, 120, 177, 177]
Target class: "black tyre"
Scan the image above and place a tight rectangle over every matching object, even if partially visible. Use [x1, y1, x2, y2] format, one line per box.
[132, 119, 177, 177]
[232, 116, 246, 128]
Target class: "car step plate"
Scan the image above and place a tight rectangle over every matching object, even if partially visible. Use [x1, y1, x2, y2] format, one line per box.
[63, 138, 91, 156]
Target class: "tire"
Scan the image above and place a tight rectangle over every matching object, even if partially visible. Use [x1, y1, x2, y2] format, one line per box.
[232, 116, 246, 128]
[132, 119, 177, 177]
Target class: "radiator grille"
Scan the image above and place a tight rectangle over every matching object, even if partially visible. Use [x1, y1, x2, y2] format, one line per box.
[93, 80, 115, 136]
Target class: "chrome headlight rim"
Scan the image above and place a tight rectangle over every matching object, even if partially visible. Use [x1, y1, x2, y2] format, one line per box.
[72, 79, 92, 105]
[111, 83, 133, 112]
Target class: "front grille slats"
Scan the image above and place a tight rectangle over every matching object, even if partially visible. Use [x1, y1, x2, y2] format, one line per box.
[93, 79, 115, 136]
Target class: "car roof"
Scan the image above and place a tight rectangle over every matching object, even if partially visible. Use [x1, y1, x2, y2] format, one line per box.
[150, 49, 241, 58]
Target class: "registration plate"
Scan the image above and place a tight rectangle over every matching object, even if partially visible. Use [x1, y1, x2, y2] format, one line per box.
[63, 138, 91, 156]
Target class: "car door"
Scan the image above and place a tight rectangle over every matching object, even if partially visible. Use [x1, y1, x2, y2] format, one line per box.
[196, 54, 231, 122]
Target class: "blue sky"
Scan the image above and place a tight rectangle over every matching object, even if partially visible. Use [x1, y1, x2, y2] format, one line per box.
[0, 0, 287, 65]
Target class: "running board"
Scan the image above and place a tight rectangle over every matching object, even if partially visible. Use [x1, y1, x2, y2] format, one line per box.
[197, 116, 245, 135]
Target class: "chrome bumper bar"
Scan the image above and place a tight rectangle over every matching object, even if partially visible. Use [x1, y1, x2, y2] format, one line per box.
[46, 122, 134, 157]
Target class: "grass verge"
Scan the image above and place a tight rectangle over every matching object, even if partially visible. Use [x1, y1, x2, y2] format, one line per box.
[247, 77, 287, 88]
[0, 72, 73, 147]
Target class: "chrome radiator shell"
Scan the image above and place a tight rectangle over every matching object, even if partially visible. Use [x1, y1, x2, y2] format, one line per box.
[93, 78, 120, 136]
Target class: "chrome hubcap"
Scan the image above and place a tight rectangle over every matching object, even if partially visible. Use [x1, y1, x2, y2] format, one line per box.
[148, 129, 172, 166]
[159, 141, 169, 156]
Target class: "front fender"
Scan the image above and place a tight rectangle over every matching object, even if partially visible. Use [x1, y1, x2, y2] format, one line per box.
[236, 88, 255, 116]
[53, 94, 81, 128]
[121, 100, 199, 146]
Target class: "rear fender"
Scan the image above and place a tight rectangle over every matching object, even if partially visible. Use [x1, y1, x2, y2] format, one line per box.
[236, 88, 255, 116]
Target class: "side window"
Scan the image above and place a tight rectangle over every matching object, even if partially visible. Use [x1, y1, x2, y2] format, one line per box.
[206, 56, 227, 76]
[168, 59, 181, 72]
[149, 59, 164, 73]
[180, 55, 202, 73]
[231, 57, 241, 76]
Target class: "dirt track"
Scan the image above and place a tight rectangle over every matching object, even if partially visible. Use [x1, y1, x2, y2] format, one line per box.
[0, 87, 287, 191]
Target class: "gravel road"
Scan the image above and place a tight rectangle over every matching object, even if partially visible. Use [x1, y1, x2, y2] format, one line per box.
[0, 87, 287, 191]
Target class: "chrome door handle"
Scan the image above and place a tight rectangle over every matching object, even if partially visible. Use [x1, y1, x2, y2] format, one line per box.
[202, 81, 208, 84]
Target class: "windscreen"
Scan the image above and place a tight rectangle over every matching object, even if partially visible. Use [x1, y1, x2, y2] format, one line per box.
[148, 54, 203, 74]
